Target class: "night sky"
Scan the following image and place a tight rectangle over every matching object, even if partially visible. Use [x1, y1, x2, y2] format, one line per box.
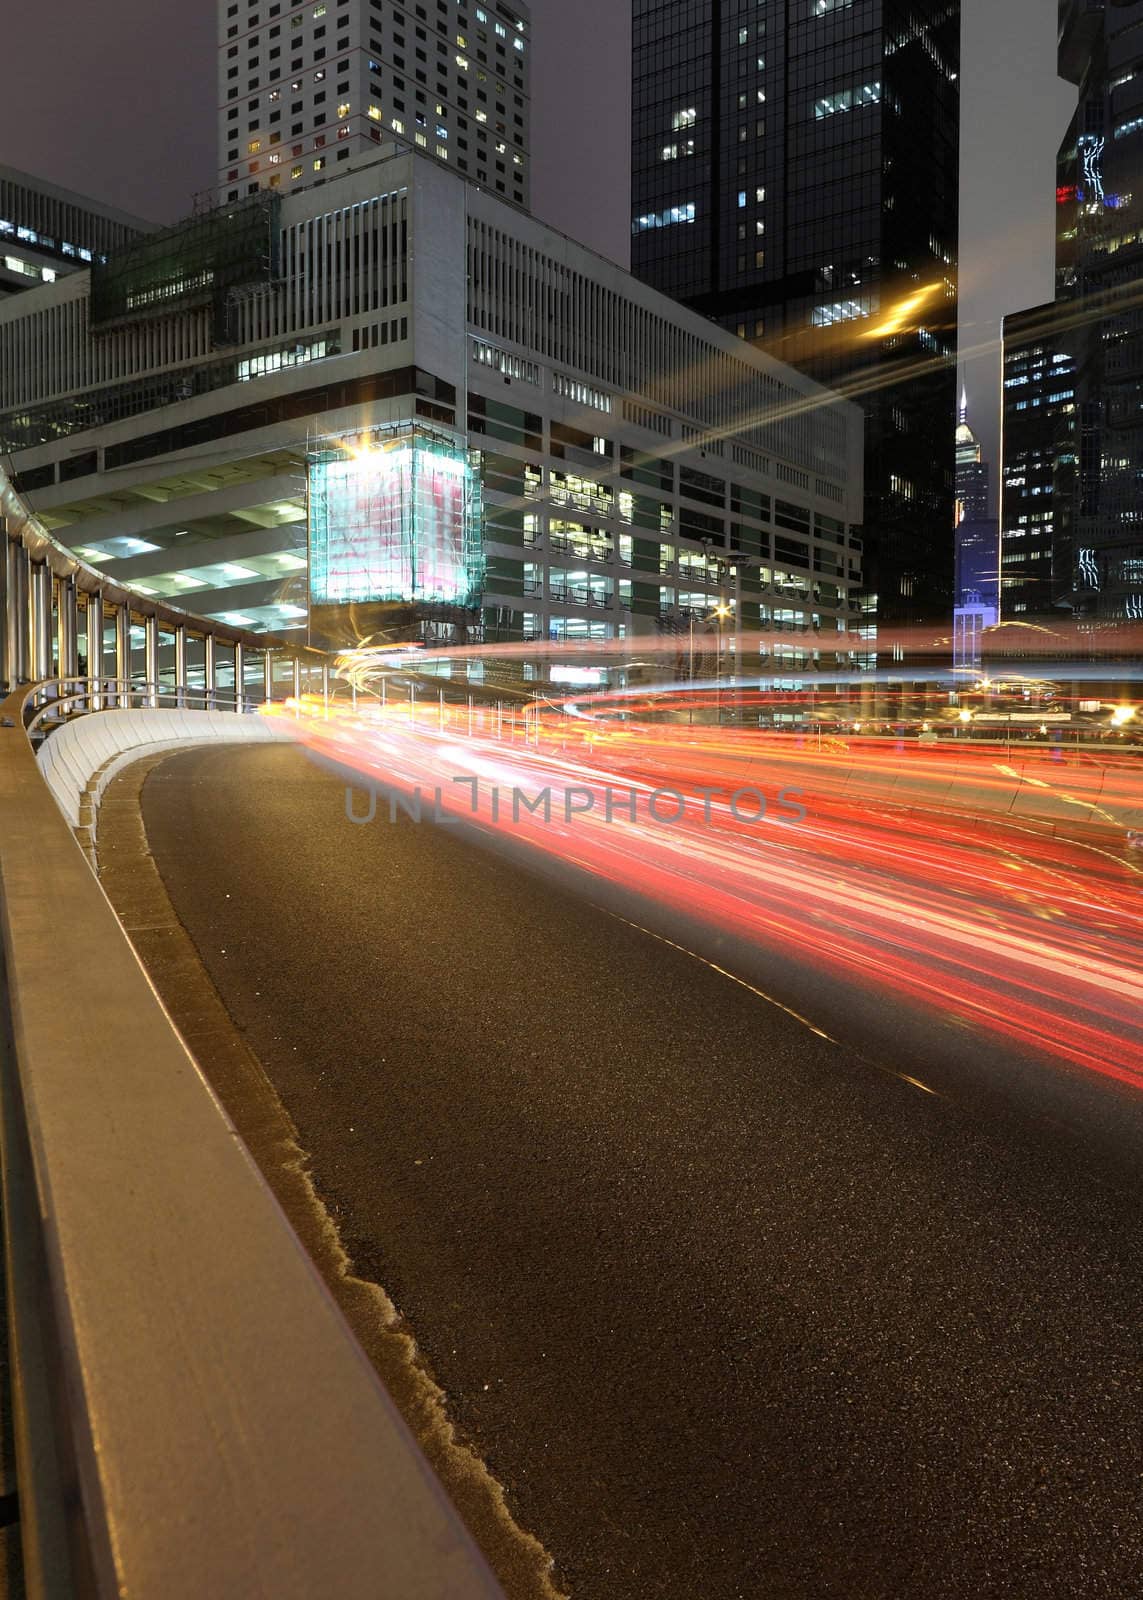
[4, 1, 1070, 505]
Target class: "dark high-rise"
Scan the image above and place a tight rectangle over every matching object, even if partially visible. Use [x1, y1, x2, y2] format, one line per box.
[631, 0, 960, 632]
[999, 301, 1076, 621]
[997, 1, 1143, 632]
[1051, 0, 1143, 625]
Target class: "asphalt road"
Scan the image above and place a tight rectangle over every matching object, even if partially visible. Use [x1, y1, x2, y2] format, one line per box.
[136, 742, 1143, 1600]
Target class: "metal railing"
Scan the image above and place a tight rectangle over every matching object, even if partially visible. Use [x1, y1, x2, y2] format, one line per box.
[1, 465, 326, 710]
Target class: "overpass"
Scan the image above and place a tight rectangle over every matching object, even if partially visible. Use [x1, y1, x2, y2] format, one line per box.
[0, 467, 505, 1597]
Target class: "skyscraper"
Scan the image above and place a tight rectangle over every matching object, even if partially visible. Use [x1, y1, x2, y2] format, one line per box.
[218, 0, 531, 210]
[997, 1, 1143, 631]
[953, 391, 997, 607]
[1050, 0, 1143, 624]
[630, 0, 960, 632]
[955, 389, 989, 526]
[998, 301, 1076, 621]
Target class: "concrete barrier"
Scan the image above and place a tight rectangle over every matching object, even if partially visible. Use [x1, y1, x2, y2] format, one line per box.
[0, 687, 505, 1599]
[36, 707, 290, 830]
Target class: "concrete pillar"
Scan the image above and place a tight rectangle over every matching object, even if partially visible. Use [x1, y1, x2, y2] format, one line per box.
[234, 642, 245, 712]
[292, 657, 302, 700]
[262, 649, 273, 703]
[204, 633, 216, 707]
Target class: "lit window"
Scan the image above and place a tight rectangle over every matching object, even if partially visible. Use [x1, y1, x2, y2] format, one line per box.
[814, 81, 881, 119]
[671, 107, 697, 130]
[632, 202, 696, 232]
[338, 101, 351, 116]
[313, 156, 326, 169]
[291, 164, 303, 178]
[248, 138, 262, 153]
[368, 104, 382, 120]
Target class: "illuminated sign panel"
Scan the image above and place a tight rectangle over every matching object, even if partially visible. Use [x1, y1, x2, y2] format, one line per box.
[308, 430, 482, 607]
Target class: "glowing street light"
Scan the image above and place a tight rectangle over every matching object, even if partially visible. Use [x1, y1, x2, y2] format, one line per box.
[1110, 705, 1136, 727]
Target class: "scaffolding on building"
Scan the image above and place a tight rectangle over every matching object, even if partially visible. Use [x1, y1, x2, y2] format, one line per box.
[89, 192, 282, 345]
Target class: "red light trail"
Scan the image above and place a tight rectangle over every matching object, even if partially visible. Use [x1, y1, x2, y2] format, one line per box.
[270, 693, 1143, 1092]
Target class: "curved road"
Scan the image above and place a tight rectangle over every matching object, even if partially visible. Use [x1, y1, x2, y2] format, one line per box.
[132, 742, 1143, 1600]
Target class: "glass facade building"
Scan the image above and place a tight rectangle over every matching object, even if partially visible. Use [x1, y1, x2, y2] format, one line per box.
[999, 301, 1076, 621]
[1050, 0, 1143, 624]
[997, 1, 1143, 630]
[631, 0, 960, 633]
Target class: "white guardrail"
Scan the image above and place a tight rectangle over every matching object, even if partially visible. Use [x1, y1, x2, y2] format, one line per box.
[0, 682, 506, 1597]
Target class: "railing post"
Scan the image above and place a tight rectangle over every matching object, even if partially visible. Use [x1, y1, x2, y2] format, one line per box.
[174, 625, 188, 709]
[116, 607, 130, 708]
[58, 575, 79, 699]
[204, 633, 216, 710]
[14, 542, 31, 685]
[31, 562, 52, 682]
[234, 641, 245, 712]
[88, 592, 104, 712]
[144, 614, 159, 709]
[0, 531, 9, 695]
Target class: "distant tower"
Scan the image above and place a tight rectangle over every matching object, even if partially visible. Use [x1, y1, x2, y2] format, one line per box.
[953, 388, 999, 667]
[216, 0, 532, 208]
[954, 388, 990, 526]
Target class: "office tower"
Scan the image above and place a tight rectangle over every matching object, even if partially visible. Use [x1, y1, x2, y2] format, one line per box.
[1049, 0, 1143, 624]
[218, 0, 531, 209]
[631, 0, 960, 633]
[998, 302, 1076, 621]
[0, 150, 862, 668]
[997, 2, 1142, 632]
[951, 391, 997, 669]
[0, 164, 149, 302]
[954, 389, 989, 526]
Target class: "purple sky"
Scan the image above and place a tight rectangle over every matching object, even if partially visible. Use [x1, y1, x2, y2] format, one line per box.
[3, 1, 1069, 503]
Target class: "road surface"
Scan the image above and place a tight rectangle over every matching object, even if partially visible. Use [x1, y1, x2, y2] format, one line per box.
[127, 742, 1143, 1600]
